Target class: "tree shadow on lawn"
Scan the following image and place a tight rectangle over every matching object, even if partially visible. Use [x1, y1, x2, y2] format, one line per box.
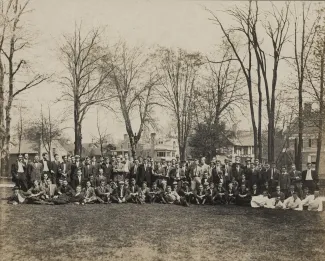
[0, 189, 325, 261]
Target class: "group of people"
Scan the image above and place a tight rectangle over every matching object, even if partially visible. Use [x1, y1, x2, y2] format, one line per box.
[8, 153, 322, 211]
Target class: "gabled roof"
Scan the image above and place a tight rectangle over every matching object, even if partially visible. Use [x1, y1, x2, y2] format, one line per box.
[228, 131, 254, 147]
[10, 140, 39, 154]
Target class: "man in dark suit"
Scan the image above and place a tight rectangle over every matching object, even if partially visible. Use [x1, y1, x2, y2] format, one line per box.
[102, 157, 113, 181]
[137, 158, 148, 186]
[130, 159, 140, 181]
[60, 155, 71, 183]
[11, 155, 28, 191]
[233, 163, 244, 181]
[267, 162, 280, 191]
[51, 154, 61, 185]
[289, 164, 302, 188]
[302, 162, 318, 193]
[29, 155, 43, 186]
[222, 159, 232, 187]
[40, 152, 51, 178]
[111, 181, 130, 203]
[83, 157, 95, 180]
[71, 169, 85, 190]
[70, 155, 84, 180]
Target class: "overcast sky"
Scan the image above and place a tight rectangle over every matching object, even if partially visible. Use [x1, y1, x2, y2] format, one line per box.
[11, 0, 314, 143]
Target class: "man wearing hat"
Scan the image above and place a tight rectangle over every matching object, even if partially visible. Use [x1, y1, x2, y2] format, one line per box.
[7, 186, 26, 204]
[111, 180, 130, 203]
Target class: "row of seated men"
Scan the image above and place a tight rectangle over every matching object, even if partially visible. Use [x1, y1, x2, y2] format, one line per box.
[7, 175, 323, 211]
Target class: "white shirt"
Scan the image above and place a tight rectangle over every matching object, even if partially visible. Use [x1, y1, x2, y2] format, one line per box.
[306, 169, 313, 180]
[18, 162, 24, 172]
[123, 160, 129, 172]
[43, 161, 49, 171]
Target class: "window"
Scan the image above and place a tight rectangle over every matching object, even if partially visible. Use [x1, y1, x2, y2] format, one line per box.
[172, 152, 175, 157]
[166, 151, 171, 157]
[243, 147, 248, 155]
[309, 139, 312, 148]
[157, 151, 166, 157]
[158, 140, 163, 144]
[173, 141, 176, 149]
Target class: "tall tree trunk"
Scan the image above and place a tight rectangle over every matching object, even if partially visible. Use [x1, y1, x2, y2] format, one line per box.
[297, 88, 303, 170]
[4, 99, 13, 177]
[129, 136, 137, 159]
[257, 63, 263, 161]
[316, 38, 325, 176]
[179, 145, 186, 161]
[74, 100, 82, 156]
[0, 59, 5, 177]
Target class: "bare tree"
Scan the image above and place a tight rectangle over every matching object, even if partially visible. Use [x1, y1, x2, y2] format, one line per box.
[0, 0, 49, 176]
[101, 42, 160, 158]
[92, 108, 111, 156]
[156, 47, 203, 161]
[291, 2, 320, 170]
[207, 2, 260, 159]
[202, 43, 246, 127]
[59, 24, 111, 156]
[306, 10, 325, 175]
[16, 105, 24, 154]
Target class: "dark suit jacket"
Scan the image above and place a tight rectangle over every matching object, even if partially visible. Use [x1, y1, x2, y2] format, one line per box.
[267, 168, 280, 182]
[70, 162, 84, 180]
[102, 163, 113, 181]
[83, 164, 96, 180]
[71, 176, 85, 190]
[289, 170, 302, 184]
[40, 160, 51, 172]
[29, 162, 43, 181]
[51, 161, 61, 183]
[11, 161, 27, 180]
[137, 164, 151, 185]
[60, 162, 71, 181]
[302, 169, 318, 182]
[232, 167, 244, 181]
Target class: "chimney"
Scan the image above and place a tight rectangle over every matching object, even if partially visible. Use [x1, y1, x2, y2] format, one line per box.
[232, 124, 238, 136]
[304, 103, 312, 114]
[150, 133, 156, 158]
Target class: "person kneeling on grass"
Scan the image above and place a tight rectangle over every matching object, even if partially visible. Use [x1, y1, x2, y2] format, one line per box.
[236, 184, 251, 206]
[7, 186, 26, 205]
[83, 180, 97, 204]
[111, 181, 130, 203]
[251, 190, 270, 208]
[284, 192, 302, 211]
[95, 180, 111, 204]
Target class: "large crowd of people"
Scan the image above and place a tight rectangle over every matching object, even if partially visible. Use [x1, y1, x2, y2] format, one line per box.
[8, 152, 323, 211]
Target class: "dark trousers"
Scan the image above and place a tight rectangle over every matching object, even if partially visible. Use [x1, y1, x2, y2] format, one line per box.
[303, 180, 317, 193]
[17, 172, 28, 192]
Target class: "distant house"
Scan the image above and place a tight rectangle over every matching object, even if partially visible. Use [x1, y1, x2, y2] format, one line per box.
[9, 139, 68, 172]
[111, 133, 179, 161]
[62, 142, 112, 158]
[287, 103, 323, 166]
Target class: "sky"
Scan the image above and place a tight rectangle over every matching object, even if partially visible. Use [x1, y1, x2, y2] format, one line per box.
[9, 0, 313, 143]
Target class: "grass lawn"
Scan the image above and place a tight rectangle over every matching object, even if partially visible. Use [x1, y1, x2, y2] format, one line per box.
[0, 187, 325, 261]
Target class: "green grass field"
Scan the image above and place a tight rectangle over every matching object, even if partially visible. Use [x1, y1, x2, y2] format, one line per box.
[1, 187, 325, 261]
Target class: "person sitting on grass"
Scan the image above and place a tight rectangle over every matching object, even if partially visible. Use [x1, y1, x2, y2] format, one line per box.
[149, 182, 162, 203]
[138, 182, 150, 204]
[52, 179, 75, 204]
[251, 184, 259, 197]
[261, 181, 272, 198]
[128, 178, 139, 203]
[69, 186, 85, 205]
[285, 185, 296, 199]
[226, 182, 237, 204]
[284, 192, 302, 211]
[236, 184, 251, 206]
[303, 190, 323, 212]
[163, 185, 188, 206]
[251, 190, 270, 208]
[7, 186, 26, 205]
[214, 182, 227, 205]
[178, 181, 193, 205]
[111, 181, 130, 203]
[271, 186, 285, 202]
[204, 183, 216, 205]
[24, 180, 47, 204]
[83, 180, 97, 204]
[95, 180, 111, 204]
[193, 184, 206, 205]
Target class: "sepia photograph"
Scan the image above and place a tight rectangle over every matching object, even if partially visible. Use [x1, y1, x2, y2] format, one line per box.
[0, 0, 325, 260]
